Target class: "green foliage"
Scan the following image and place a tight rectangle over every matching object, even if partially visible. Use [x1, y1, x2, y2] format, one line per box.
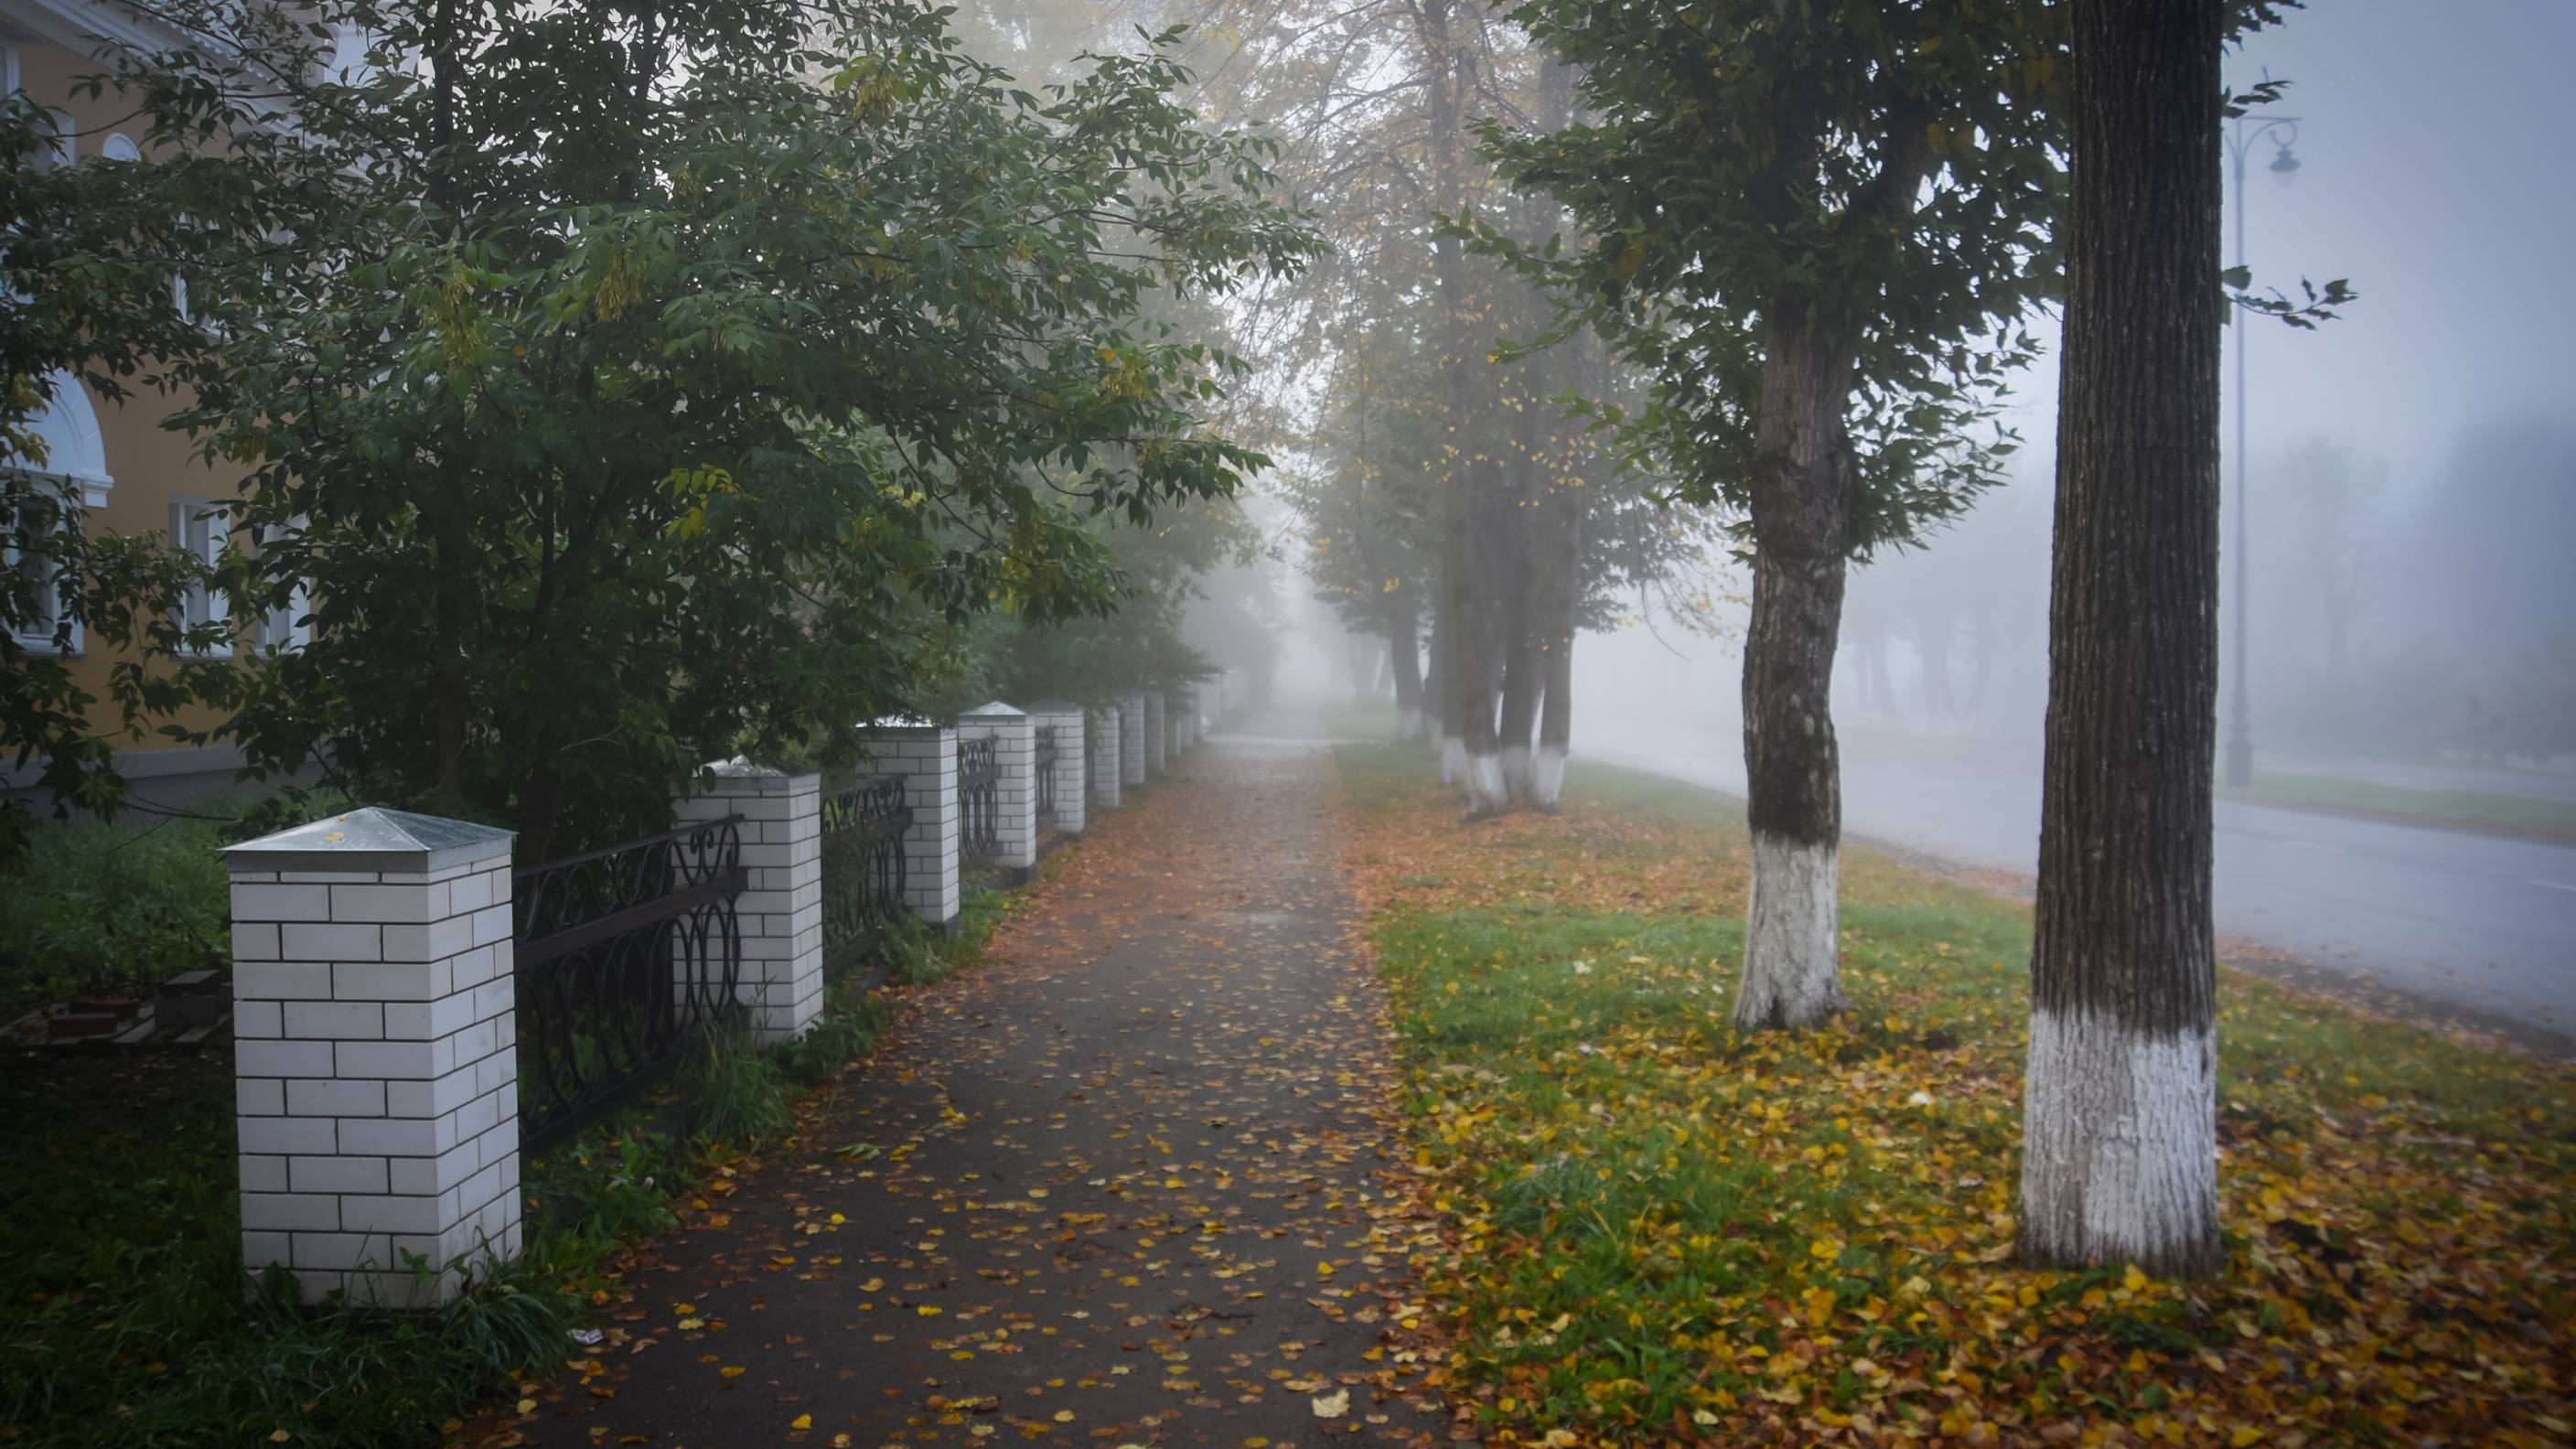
[0, 1053, 588, 1448]
[1482, 0, 2069, 553]
[773, 982, 897, 1087]
[26, 0, 1316, 853]
[1, 90, 236, 841]
[686, 1030, 795, 1143]
[0, 814, 230, 1011]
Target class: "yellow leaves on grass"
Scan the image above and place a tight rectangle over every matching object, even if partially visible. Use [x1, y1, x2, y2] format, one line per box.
[1330, 745, 2576, 1449]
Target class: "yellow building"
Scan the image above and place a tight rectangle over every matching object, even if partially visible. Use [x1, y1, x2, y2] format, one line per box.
[3, 0, 287, 810]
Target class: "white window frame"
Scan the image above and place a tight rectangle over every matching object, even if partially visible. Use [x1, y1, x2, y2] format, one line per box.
[5, 495, 80, 657]
[257, 520, 312, 651]
[4, 374, 113, 656]
[167, 496, 233, 657]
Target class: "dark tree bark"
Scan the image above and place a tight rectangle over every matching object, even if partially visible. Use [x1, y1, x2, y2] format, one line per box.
[1496, 622, 1543, 796]
[1731, 302, 1862, 1030]
[2019, 0, 2226, 1279]
[1420, 0, 1507, 814]
[1389, 589, 1425, 740]
[1533, 528, 1575, 810]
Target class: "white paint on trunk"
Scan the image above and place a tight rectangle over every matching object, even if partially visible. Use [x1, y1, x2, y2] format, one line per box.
[1398, 705, 1423, 741]
[1731, 832, 1845, 1029]
[2020, 1007, 2219, 1272]
[1500, 743, 1533, 801]
[1439, 735, 1465, 787]
[1530, 746, 1567, 810]
[1466, 750, 1509, 817]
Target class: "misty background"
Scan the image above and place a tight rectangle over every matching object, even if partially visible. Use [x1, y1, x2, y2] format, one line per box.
[1264, 0, 2576, 796]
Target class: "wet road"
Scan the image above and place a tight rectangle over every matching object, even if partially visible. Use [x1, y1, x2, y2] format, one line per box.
[1584, 727, 2576, 1052]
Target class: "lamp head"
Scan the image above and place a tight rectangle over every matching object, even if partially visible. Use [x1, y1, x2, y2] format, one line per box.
[2269, 143, 2302, 188]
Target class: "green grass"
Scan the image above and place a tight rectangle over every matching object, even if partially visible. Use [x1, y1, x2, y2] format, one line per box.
[1316, 694, 1402, 741]
[0, 788, 353, 1017]
[0, 876, 1013, 1449]
[2224, 770, 2576, 843]
[1339, 744, 2575, 1445]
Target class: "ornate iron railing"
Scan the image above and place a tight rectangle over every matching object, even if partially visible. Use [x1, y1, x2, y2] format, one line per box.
[1033, 724, 1058, 829]
[512, 817, 746, 1151]
[821, 775, 910, 977]
[959, 735, 1002, 860]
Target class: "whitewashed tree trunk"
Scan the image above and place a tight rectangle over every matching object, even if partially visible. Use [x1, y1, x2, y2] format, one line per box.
[2017, 0, 2227, 1279]
[2021, 1011, 2217, 1270]
[1465, 748, 1508, 818]
[1732, 832, 1846, 1029]
[1529, 744, 1567, 812]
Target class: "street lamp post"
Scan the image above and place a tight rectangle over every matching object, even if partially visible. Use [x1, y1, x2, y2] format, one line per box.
[2222, 113, 2301, 789]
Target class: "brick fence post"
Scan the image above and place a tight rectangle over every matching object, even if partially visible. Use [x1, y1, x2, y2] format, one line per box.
[958, 702, 1037, 882]
[674, 762, 821, 1044]
[1089, 703, 1122, 810]
[1172, 687, 1193, 755]
[1025, 700, 1089, 837]
[225, 808, 521, 1307]
[857, 717, 959, 934]
[1119, 691, 1146, 788]
[1143, 692, 1166, 775]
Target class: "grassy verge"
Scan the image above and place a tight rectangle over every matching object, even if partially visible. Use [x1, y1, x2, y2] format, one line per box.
[1317, 694, 1402, 741]
[1336, 745, 2574, 1449]
[0, 886, 1008, 1449]
[2222, 770, 2576, 844]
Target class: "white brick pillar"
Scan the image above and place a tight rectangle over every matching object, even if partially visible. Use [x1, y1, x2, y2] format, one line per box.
[675, 763, 821, 1044]
[1171, 688, 1192, 755]
[1118, 692, 1147, 788]
[958, 702, 1037, 882]
[224, 808, 521, 1308]
[1089, 704, 1122, 810]
[857, 717, 960, 933]
[1143, 692, 1167, 775]
[1025, 701, 1089, 836]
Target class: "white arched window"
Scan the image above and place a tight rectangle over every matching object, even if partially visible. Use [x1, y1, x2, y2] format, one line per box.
[4, 372, 115, 655]
[100, 133, 142, 163]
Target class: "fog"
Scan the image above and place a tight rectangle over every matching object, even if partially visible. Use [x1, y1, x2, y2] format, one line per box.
[1534, 0, 2576, 785]
[1199, 0, 2576, 1038]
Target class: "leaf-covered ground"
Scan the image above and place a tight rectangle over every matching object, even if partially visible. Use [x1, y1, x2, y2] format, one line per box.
[1334, 744, 2575, 1449]
[491, 739, 1459, 1448]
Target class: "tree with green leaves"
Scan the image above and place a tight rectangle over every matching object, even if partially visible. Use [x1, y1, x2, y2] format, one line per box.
[39, 0, 1313, 857]
[1, 91, 234, 857]
[1487, 0, 2065, 1026]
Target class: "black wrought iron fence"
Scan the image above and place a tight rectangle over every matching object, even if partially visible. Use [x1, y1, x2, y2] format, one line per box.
[1033, 724, 1058, 828]
[512, 817, 746, 1151]
[959, 735, 1002, 859]
[821, 775, 910, 977]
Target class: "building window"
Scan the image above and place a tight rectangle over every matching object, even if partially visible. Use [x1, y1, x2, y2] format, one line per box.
[168, 497, 232, 656]
[258, 522, 311, 651]
[5, 497, 79, 657]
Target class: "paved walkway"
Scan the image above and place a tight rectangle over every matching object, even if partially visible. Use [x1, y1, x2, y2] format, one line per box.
[507, 731, 1454, 1449]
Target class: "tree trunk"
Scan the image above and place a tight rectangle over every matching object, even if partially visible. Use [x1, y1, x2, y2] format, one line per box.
[1390, 592, 1425, 740]
[1534, 595, 1573, 812]
[1424, 607, 1451, 764]
[1433, 580, 1466, 781]
[1422, 0, 1506, 816]
[1497, 623, 1542, 800]
[2019, 0, 2226, 1280]
[1731, 304, 1861, 1031]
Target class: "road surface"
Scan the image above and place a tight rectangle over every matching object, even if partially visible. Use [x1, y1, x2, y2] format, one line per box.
[1583, 725, 2576, 1053]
